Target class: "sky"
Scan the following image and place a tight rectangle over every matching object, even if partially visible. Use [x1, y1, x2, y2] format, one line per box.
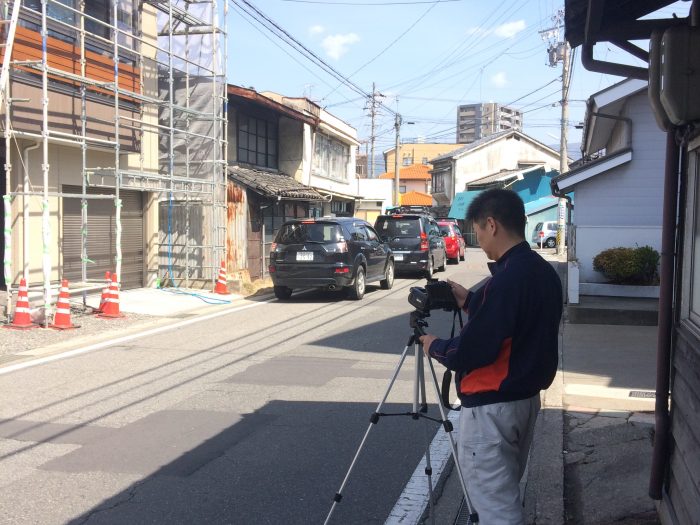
[226, 0, 689, 168]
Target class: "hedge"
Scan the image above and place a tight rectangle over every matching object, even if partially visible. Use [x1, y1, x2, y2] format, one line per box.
[592, 245, 660, 285]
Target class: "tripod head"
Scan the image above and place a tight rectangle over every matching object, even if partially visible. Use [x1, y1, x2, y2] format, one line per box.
[410, 310, 429, 337]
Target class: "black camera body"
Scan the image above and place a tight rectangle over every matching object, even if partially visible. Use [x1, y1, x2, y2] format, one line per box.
[408, 278, 459, 312]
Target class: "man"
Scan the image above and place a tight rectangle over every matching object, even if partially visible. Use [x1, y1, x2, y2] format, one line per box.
[419, 189, 562, 525]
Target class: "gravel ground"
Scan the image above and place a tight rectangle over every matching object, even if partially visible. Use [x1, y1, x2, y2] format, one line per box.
[1, 304, 158, 358]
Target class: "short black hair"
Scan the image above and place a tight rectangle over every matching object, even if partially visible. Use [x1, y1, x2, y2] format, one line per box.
[466, 188, 526, 238]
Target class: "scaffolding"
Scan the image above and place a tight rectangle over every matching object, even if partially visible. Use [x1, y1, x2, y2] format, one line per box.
[0, 0, 227, 324]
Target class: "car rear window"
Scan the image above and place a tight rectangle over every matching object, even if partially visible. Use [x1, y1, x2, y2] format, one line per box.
[375, 217, 421, 238]
[275, 222, 343, 244]
[438, 224, 452, 235]
[534, 222, 544, 231]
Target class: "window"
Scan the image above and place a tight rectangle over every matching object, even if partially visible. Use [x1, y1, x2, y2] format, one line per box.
[433, 173, 445, 193]
[238, 114, 278, 169]
[422, 157, 429, 165]
[399, 185, 406, 193]
[402, 156, 413, 166]
[313, 133, 349, 181]
[365, 226, 379, 242]
[351, 225, 368, 241]
[685, 151, 700, 327]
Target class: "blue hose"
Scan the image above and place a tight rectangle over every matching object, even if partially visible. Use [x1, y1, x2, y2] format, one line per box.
[165, 191, 231, 305]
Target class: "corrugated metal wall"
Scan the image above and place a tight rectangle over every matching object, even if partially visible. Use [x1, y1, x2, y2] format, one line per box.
[62, 186, 144, 288]
[226, 181, 248, 276]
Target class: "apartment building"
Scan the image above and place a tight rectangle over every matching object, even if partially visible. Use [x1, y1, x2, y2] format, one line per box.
[456, 103, 523, 144]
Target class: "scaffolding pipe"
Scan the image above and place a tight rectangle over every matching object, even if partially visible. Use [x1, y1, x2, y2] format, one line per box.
[22, 141, 39, 282]
[80, 0, 88, 307]
[41, 0, 51, 327]
[113, 0, 122, 282]
[3, 37, 12, 316]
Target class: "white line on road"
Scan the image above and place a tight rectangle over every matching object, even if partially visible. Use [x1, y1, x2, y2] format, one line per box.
[0, 299, 272, 376]
[385, 407, 461, 525]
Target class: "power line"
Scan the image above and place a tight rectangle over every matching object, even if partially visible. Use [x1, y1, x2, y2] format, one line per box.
[280, 0, 464, 4]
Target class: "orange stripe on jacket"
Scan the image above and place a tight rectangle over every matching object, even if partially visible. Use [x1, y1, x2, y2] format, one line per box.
[459, 337, 512, 395]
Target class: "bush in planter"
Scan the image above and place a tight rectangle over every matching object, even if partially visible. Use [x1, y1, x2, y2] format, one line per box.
[592, 246, 660, 285]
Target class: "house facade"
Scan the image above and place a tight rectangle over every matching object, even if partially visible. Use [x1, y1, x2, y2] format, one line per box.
[430, 130, 561, 208]
[551, 79, 664, 297]
[378, 164, 432, 196]
[226, 87, 359, 281]
[383, 142, 457, 173]
[565, 2, 700, 522]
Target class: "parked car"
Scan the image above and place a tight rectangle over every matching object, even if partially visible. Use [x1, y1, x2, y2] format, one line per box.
[268, 217, 394, 300]
[531, 221, 565, 248]
[437, 221, 466, 263]
[374, 212, 447, 277]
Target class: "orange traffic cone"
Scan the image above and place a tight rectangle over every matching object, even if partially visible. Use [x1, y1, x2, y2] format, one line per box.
[50, 279, 78, 330]
[213, 261, 230, 295]
[98, 273, 124, 318]
[3, 278, 38, 330]
[95, 271, 111, 314]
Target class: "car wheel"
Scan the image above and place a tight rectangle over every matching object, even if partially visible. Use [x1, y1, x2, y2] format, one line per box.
[545, 237, 556, 248]
[348, 266, 366, 300]
[449, 255, 459, 265]
[424, 257, 433, 278]
[437, 253, 446, 272]
[459, 249, 465, 262]
[380, 260, 394, 290]
[274, 285, 292, 300]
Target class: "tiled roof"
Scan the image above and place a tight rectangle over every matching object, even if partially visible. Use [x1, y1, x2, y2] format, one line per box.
[227, 165, 323, 200]
[378, 164, 432, 180]
[400, 191, 433, 206]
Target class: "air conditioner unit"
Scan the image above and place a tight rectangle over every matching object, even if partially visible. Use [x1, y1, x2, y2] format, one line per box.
[658, 26, 700, 125]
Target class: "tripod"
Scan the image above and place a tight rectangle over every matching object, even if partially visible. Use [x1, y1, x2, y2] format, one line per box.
[324, 310, 479, 524]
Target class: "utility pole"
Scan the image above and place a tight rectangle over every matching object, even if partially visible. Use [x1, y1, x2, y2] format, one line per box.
[394, 112, 401, 207]
[558, 41, 570, 255]
[365, 82, 383, 178]
[541, 9, 569, 256]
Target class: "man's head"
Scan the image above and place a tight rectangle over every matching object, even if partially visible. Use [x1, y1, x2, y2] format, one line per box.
[466, 189, 526, 260]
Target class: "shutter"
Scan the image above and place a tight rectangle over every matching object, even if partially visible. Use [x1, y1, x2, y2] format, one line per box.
[62, 185, 143, 289]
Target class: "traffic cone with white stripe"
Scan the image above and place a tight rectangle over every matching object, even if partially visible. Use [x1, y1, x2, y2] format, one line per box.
[3, 278, 38, 330]
[50, 279, 78, 330]
[95, 271, 111, 314]
[213, 261, 230, 295]
[98, 273, 124, 318]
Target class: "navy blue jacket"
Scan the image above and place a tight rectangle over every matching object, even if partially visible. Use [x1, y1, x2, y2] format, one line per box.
[429, 242, 562, 408]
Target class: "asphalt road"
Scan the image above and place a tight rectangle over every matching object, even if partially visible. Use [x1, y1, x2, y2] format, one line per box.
[0, 249, 491, 525]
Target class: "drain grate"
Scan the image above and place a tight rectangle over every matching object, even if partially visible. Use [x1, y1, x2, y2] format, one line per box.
[629, 390, 655, 399]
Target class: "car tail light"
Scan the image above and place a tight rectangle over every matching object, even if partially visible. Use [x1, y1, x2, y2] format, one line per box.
[268, 265, 276, 273]
[270, 242, 277, 252]
[334, 267, 350, 274]
[420, 232, 429, 251]
[301, 220, 315, 224]
[337, 241, 348, 253]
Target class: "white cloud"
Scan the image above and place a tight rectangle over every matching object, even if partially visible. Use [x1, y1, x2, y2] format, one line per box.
[309, 25, 325, 36]
[466, 26, 490, 36]
[494, 20, 526, 38]
[491, 72, 508, 88]
[321, 33, 360, 60]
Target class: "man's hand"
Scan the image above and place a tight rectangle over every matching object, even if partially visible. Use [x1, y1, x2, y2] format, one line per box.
[419, 334, 438, 356]
[447, 279, 469, 309]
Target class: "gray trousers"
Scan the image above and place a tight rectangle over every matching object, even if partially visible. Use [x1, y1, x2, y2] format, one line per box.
[457, 395, 540, 525]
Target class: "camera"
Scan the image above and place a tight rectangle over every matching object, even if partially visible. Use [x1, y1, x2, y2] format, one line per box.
[408, 278, 459, 312]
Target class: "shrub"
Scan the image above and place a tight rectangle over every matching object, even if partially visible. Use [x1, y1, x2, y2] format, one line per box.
[592, 246, 660, 285]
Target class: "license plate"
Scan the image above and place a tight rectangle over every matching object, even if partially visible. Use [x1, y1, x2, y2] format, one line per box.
[296, 252, 314, 261]
[394, 254, 404, 261]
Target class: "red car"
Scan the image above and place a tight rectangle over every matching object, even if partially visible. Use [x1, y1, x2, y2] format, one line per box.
[438, 221, 466, 263]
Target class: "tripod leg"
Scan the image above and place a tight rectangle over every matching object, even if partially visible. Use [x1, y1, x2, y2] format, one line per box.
[417, 347, 436, 525]
[425, 357, 479, 523]
[324, 339, 415, 525]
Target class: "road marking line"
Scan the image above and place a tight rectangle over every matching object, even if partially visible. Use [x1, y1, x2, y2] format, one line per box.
[0, 300, 272, 376]
[385, 407, 461, 525]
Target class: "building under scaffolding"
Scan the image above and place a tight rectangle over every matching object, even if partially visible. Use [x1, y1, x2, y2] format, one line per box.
[0, 0, 227, 324]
